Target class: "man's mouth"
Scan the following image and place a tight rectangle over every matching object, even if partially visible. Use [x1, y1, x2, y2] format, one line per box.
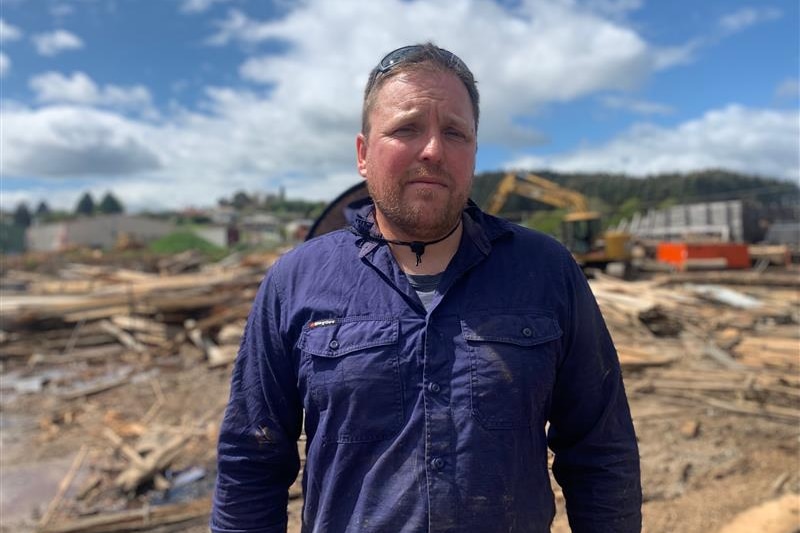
[408, 179, 446, 187]
[407, 170, 449, 188]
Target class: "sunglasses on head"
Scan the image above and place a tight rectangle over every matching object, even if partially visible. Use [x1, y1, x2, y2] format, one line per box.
[376, 45, 469, 75]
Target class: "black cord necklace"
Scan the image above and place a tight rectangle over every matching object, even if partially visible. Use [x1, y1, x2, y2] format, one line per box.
[380, 219, 462, 266]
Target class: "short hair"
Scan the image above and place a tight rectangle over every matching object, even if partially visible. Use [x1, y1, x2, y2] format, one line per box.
[361, 42, 480, 136]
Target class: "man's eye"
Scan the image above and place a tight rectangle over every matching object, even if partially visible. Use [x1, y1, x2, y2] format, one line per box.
[445, 129, 466, 140]
[392, 126, 416, 136]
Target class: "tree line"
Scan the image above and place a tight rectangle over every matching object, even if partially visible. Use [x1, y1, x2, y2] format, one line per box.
[470, 169, 799, 228]
[6, 170, 798, 232]
[217, 190, 327, 220]
[9, 191, 125, 229]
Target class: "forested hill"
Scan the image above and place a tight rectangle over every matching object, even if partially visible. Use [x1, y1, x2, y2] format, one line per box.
[471, 169, 799, 223]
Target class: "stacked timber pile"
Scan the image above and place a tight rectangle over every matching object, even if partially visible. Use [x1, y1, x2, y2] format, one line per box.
[1, 256, 274, 372]
[590, 271, 799, 425]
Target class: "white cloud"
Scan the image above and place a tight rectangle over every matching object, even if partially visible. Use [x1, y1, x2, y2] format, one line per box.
[206, 9, 270, 45]
[601, 95, 673, 115]
[3, 0, 795, 212]
[2, 105, 163, 177]
[215, 0, 665, 145]
[29, 71, 154, 112]
[0, 52, 9, 77]
[506, 105, 799, 181]
[29, 71, 97, 103]
[180, 0, 233, 14]
[32, 29, 84, 56]
[0, 18, 23, 42]
[775, 78, 799, 101]
[650, 39, 702, 70]
[719, 7, 781, 33]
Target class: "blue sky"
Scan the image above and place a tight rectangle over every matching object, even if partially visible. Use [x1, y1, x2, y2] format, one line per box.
[1, 0, 797, 211]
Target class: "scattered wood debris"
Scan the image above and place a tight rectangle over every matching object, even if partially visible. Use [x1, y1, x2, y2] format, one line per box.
[0, 253, 797, 532]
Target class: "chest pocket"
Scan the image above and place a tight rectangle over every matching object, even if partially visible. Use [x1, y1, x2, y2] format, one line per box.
[298, 317, 402, 443]
[461, 312, 562, 430]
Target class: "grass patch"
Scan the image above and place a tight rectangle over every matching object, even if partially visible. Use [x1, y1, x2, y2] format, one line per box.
[148, 231, 225, 257]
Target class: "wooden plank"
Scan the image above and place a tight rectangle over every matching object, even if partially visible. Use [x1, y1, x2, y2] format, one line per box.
[715, 493, 799, 533]
[57, 371, 133, 401]
[207, 344, 238, 368]
[62, 306, 155, 323]
[109, 316, 168, 337]
[98, 321, 147, 354]
[659, 391, 800, 423]
[192, 303, 252, 332]
[102, 428, 169, 491]
[658, 271, 800, 288]
[114, 430, 193, 492]
[38, 445, 89, 530]
[735, 337, 799, 355]
[28, 345, 126, 365]
[38, 497, 210, 533]
[616, 346, 678, 369]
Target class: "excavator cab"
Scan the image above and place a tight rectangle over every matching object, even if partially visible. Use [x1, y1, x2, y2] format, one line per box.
[562, 211, 602, 256]
[563, 211, 632, 272]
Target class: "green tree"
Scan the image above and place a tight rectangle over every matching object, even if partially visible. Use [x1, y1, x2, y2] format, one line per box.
[98, 192, 125, 214]
[232, 191, 254, 210]
[75, 192, 95, 216]
[607, 197, 642, 229]
[525, 209, 567, 238]
[13, 202, 32, 228]
[35, 201, 51, 217]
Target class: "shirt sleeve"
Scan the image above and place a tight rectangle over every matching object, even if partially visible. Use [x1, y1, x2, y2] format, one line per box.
[211, 267, 303, 533]
[547, 252, 642, 533]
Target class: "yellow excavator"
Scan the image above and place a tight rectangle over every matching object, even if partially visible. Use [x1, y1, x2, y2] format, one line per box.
[487, 172, 631, 270]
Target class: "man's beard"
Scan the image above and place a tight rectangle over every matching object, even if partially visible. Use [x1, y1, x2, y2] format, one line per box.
[367, 166, 470, 241]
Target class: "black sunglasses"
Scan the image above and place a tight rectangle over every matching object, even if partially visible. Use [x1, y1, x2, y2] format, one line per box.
[376, 45, 469, 75]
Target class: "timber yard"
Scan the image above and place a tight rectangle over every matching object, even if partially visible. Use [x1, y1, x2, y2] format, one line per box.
[1, 173, 799, 533]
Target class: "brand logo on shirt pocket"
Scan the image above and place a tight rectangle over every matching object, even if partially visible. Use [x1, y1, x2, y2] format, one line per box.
[461, 312, 562, 430]
[299, 317, 402, 443]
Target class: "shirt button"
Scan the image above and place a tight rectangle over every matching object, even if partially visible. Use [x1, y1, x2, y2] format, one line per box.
[521, 327, 533, 337]
[428, 382, 441, 393]
[329, 339, 339, 349]
[431, 457, 445, 470]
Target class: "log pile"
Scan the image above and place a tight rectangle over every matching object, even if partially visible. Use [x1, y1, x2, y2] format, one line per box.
[1, 258, 272, 372]
[589, 272, 799, 426]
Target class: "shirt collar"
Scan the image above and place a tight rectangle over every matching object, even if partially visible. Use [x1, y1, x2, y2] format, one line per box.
[350, 199, 512, 260]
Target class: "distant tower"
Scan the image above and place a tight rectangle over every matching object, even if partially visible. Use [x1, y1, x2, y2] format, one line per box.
[279, 186, 286, 201]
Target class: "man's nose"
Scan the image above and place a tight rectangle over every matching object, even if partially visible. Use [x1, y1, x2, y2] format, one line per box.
[419, 132, 443, 163]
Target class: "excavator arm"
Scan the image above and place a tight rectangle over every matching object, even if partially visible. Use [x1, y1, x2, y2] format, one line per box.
[486, 172, 592, 215]
[486, 172, 630, 268]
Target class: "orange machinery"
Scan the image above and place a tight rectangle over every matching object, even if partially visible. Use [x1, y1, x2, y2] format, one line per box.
[656, 242, 750, 271]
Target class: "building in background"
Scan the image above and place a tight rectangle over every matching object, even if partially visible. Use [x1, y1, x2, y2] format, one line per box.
[619, 200, 797, 244]
[191, 224, 240, 248]
[26, 215, 175, 252]
[239, 213, 283, 247]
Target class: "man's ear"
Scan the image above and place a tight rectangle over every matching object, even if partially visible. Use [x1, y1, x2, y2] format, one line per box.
[356, 133, 368, 178]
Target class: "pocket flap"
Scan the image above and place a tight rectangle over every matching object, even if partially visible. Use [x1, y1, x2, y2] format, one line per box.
[462, 313, 562, 347]
[299, 318, 399, 357]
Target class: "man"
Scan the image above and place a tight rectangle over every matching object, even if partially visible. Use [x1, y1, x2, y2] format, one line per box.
[212, 43, 642, 533]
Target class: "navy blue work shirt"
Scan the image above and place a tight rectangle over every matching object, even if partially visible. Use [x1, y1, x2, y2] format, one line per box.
[211, 202, 642, 533]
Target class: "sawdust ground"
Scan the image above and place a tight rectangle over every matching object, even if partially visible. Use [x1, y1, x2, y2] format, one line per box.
[2, 316, 798, 533]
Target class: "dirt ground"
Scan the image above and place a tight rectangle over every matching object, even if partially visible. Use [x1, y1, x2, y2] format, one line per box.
[1, 263, 798, 532]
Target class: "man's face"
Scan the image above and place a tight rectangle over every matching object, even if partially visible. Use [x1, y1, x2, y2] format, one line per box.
[356, 69, 477, 241]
